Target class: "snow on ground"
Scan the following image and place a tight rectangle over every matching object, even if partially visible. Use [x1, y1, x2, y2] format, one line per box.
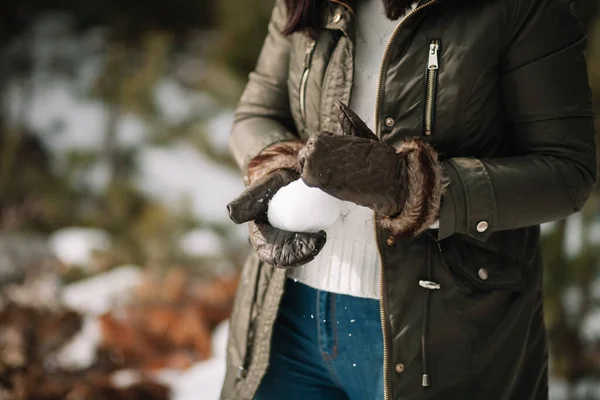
[154, 79, 216, 124]
[591, 277, 600, 303]
[56, 266, 230, 398]
[549, 378, 570, 400]
[540, 221, 556, 236]
[581, 308, 600, 342]
[55, 266, 143, 370]
[179, 229, 225, 257]
[13, 76, 148, 155]
[588, 217, 600, 245]
[564, 213, 583, 259]
[136, 142, 244, 224]
[562, 285, 583, 318]
[49, 227, 112, 269]
[54, 316, 102, 370]
[5, 18, 243, 229]
[205, 112, 234, 153]
[548, 377, 600, 400]
[154, 321, 229, 400]
[61, 265, 143, 315]
[572, 379, 600, 400]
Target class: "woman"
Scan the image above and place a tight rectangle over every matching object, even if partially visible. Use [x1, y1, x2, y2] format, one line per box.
[222, 0, 597, 398]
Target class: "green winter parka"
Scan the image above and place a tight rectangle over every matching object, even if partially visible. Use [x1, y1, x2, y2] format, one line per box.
[222, 0, 598, 398]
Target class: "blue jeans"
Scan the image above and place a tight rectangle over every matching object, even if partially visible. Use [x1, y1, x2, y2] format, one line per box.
[255, 278, 384, 400]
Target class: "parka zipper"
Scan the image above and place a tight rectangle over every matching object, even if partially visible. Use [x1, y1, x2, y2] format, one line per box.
[300, 40, 317, 128]
[374, 0, 439, 136]
[372, 2, 439, 400]
[328, 0, 356, 18]
[424, 40, 440, 135]
[373, 216, 390, 400]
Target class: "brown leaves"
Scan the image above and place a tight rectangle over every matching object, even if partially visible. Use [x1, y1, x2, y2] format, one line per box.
[0, 305, 169, 400]
[0, 268, 239, 399]
[97, 269, 238, 371]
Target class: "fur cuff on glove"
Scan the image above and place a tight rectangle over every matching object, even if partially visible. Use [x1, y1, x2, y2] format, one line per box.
[379, 139, 448, 237]
[246, 141, 304, 186]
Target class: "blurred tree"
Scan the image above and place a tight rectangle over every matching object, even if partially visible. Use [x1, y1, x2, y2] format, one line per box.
[211, 0, 275, 78]
[0, 0, 238, 268]
[572, 0, 599, 31]
[542, 3, 600, 395]
[1, 0, 215, 42]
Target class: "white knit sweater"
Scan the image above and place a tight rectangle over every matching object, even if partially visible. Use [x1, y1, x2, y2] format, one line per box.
[288, 0, 416, 300]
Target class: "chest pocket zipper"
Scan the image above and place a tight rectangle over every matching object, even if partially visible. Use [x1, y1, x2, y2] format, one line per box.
[424, 39, 439, 136]
[300, 39, 317, 130]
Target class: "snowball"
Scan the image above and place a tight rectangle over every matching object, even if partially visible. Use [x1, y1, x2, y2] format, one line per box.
[267, 179, 341, 233]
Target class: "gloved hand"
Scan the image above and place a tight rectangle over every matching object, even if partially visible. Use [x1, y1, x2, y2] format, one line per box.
[299, 102, 446, 236]
[227, 142, 327, 268]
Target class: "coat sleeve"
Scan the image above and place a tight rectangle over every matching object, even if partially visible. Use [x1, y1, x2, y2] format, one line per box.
[228, 0, 299, 174]
[437, 0, 598, 241]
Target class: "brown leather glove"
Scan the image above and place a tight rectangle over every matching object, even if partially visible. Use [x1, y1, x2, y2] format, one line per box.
[227, 142, 327, 268]
[299, 102, 446, 236]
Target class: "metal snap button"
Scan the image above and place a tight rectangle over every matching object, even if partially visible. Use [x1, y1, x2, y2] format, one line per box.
[385, 117, 395, 127]
[476, 220, 488, 233]
[333, 13, 342, 23]
[478, 268, 489, 280]
[395, 363, 405, 373]
[386, 236, 395, 246]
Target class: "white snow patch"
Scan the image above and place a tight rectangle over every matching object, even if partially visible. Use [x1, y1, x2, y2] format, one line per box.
[564, 213, 583, 259]
[205, 112, 234, 153]
[549, 378, 569, 400]
[136, 142, 244, 223]
[588, 219, 600, 245]
[111, 369, 144, 388]
[154, 321, 229, 400]
[83, 160, 112, 193]
[179, 229, 224, 257]
[562, 286, 583, 317]
[581, 308, 600, 343]
[23, 84, 145, 152]
[116, 113, 148, 149]
[61, 265, 143, 315]
[540, 221, 556, 236]
[268, 179, 341, 233]
[573, 378, 600, 400]
[591, 278, 600, 302]
[54, 316, 101, 370]
[154, 79, 215, 123]
[49, 227, 111, 268]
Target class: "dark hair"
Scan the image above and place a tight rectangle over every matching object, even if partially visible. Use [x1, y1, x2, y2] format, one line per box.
[282, 0, 320, 36]
[282, 0, 414, 36]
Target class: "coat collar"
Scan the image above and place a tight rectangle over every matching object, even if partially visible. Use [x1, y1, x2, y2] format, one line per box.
[327, 0, 356, 17]
[326, 0, 442, 19]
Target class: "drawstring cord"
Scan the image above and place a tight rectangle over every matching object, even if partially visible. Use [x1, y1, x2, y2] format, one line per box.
[419, 237, 441, 387]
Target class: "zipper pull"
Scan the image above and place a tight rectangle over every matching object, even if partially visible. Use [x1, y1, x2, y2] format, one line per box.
[427, 40, 439, 70]
[419, 280, 441, 290]
[304, 41, 316, 69]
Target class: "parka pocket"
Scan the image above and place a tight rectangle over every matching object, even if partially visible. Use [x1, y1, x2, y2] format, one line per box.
[423, 39, 440, 136]
[436, 228, 538, 291]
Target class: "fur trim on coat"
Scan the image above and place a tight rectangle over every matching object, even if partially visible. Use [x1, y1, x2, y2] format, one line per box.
[245, 141, 304, 186]
[379, 139, 448, 237]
